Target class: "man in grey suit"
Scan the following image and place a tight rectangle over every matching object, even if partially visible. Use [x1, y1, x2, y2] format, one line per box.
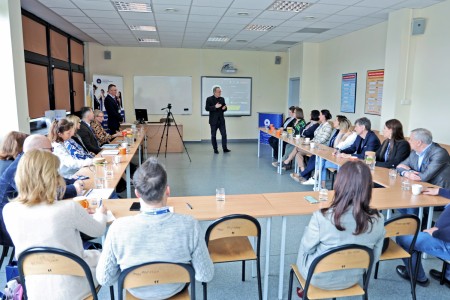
[396, 128, 450, 215]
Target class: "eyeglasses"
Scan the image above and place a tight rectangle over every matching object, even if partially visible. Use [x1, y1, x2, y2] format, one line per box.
[43, 147, 54, 152]
[97, 115, 104, 118]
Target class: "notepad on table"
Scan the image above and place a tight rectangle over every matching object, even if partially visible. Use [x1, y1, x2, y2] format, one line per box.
[101, 149, 119, 155]
[84, 188, 114, 200]
[102, 144, 119, 149]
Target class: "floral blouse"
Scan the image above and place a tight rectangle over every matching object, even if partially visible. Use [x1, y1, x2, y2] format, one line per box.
[90, 120, 113, 145]
[64, 139, 94, 160]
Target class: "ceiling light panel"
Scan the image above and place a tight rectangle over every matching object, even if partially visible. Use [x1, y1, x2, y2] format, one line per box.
[246, 24, 276, 31]
[129, 25, 157, 31]
[269, 1, 311, 12]
[138, 38, 160, 42]
[113, 2, 152, 12]
[207, 36, 230, 42]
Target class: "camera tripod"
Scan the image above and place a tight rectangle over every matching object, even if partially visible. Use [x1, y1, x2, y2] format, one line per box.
[157, 104, 191, 162]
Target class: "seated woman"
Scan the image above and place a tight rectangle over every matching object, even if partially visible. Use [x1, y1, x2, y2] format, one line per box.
[296, 160, 385, 295]
[291, 116, 352, 184]
[375, 119, 410, 168]
[65, 115, 95, 160]
[272, 107, 306, 169]
[3, 150, 107, 299]
[0, 131, 28, 175]
[301, 110, 320, 139]
[284, 110, 333, 174]
[91, 109, 121, 146]
[49, 119, 92, 178]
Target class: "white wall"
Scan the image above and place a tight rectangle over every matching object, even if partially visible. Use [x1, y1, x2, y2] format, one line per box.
[86, 44, 288, 141]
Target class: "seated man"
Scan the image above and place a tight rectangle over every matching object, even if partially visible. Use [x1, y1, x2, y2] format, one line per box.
[96, 157, 214, 299]
[340, 117, 381, 159]
[0, 135, 83, 247]
[78, 107, 102, 154]
[396, 128, 450, 215]
[396, 186, 450, 288]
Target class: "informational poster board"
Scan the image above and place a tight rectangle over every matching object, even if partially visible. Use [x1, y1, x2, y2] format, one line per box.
[340, 73, 357, 113]
[365, 69, 384, 115]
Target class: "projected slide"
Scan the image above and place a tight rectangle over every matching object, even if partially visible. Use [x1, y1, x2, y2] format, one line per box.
[201, 76, 252, 116]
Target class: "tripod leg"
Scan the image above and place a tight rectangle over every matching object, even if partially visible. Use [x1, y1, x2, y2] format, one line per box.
[157, 118, 168, 157]
[164, 116, 170, 158]
[169, 112, 192, 162]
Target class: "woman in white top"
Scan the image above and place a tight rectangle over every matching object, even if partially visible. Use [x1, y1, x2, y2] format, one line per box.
[3, 150, 107, 299]
[48, 119, 92, 177]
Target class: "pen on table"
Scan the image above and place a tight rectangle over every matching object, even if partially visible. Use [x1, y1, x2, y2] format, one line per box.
[186, 202, 193, 210]
[85, 189, 93, 197]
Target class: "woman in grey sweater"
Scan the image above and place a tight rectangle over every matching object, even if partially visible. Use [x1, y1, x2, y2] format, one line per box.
[296, 160, 385, 294]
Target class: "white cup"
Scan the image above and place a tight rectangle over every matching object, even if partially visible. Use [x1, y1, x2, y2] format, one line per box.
[310, 142, 316, 149]
[114, 155, 122, 164]
[411, 184, 423, 195]
[305, 138, 310, 143]
[121, 142, 129, 152]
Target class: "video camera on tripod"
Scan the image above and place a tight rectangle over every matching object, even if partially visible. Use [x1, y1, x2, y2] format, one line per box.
[161, 103, 172, 110]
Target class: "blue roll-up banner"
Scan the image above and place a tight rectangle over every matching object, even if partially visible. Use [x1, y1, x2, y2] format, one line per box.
[258, 112, 283, 144]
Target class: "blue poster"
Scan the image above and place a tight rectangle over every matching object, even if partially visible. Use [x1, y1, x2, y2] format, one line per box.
[258, 112, 283, 144]
[340, 73, 357, 113]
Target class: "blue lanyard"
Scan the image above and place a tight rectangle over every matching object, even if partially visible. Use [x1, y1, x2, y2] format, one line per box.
[141, 207, 171, 216]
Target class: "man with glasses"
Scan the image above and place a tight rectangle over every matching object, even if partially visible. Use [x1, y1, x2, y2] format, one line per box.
[205, 86, 231, 154]
[91, 109, 121, 145]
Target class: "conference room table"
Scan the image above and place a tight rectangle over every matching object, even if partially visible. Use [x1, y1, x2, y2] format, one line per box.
[74, 126, 147, 198]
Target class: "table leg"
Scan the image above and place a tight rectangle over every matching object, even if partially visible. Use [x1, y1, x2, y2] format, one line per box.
[263, 217, 271, 300]
[386, 209, 392, 220]
[258, 131, 261, 158]
[144, 134, 148, 161]
[314, 156, 323, 191]
[278, 216, 287, 300]
[422, 206, 435, 259]
[138, 145, 142, 166]
[126, 164, 131, 198]
[277, 139, 282, 174]
[252, 236, 256, 277]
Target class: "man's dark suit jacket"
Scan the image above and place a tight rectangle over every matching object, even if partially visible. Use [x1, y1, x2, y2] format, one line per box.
[397, 143, 450, 188]
[78, 121, 102, 154]
[341, 130, 381, 159]
[104, 95, 123, 133]
[205, 96, 227, 125]
[0, 154, 77, 247]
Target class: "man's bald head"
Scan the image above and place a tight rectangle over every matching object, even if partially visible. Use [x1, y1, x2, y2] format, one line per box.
[23, 135, 52, 152]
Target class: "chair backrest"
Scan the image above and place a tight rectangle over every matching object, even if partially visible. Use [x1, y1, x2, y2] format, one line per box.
[205, 214, 261, 242]
[17, 247, 98, 300]
[304, 244, 374, 297]
[117, 261, 195, 300]
[383, 214, 420, 253]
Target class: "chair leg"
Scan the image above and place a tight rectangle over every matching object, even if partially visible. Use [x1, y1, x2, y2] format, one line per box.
[256, 257, 262, 300]
[330, 172, 335, 190]
[202, 282, 207, 300]
[8, 248, 15, 264]
[410, 252, 420, 300]
[288, 269, 294, 300]
[374, 261, 379, 279]
[109, 285, 115, 300]
[0, 246, 9, 269]
[441, 261, 448, 285]
[242, 260, 245, 282]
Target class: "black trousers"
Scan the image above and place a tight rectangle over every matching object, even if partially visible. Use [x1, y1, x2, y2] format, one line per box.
[210, 122, 227, 150]
[268, 136, 287, 159]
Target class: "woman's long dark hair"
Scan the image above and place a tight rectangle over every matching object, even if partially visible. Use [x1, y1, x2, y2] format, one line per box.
[321, 160, 380, 235]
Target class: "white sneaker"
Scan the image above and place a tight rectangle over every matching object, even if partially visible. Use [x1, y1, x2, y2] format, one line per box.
[302, 177, 316, 185]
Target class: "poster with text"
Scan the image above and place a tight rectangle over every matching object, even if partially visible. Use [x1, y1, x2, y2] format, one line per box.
[365, 69, 384, 115]
[92, 74, 125, 132]
[340, 73, 357, 113]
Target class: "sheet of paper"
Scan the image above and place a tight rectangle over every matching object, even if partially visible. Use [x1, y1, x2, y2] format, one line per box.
[84, 188, 114, 200]
[101, 149, 119, 155]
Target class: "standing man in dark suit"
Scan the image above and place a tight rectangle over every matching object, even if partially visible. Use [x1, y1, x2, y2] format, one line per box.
[205, 86, 230, 154]
[104, 84, 123, 134]
[78, 107, 102, 154]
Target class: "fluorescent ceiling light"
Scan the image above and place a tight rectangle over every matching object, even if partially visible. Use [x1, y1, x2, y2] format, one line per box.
[237, 12, 249, 16]
[114, 2, 152, 12]
[138, 38, 159, 43]
[129, 25, 157, 31]
[269, 1, 311, 12]
[236, 39, 248, 43]
[207, 36, 229, 42]
[245, 24, 275, 31]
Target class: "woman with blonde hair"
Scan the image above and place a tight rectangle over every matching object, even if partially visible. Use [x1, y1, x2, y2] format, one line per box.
[91, 109, 121, 145]
[48, 119, 92, 177]
[3, 150, 107, 299]
[65, 115, 95, 160]
[0, 131, 29, 175]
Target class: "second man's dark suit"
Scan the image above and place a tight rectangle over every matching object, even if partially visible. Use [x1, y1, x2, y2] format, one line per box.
[205, 95, 228, 151]
[104, 95, 123, 134]
[78, 121, 102, 154]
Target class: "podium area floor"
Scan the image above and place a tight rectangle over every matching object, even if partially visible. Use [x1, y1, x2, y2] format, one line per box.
[1, 142, 446, 299]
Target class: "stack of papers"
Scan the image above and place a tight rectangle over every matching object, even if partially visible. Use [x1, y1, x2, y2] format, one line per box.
[102, 144, 119, 149]
[101, 149, 119, 155]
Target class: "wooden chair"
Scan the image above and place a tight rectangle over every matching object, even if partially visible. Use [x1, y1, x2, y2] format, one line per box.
[374, 214, 420, 300]
[287, 244, 374, 300]
[117, 262, 195, 300]
[17, 247, 101, 300]
[203, 214, 262, 300]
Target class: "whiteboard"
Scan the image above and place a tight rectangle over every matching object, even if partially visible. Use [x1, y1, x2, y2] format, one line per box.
[201, 76, 252, 116]
[134, 76, 192, 115]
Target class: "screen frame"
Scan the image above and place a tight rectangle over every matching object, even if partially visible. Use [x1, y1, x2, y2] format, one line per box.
[135, 108, 148, 122]
[201, 76, 252, 117]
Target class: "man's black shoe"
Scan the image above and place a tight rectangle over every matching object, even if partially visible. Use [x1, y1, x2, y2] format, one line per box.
[214, 149, 219, 154]
[396, 265, 430, 287]
[223, 149, 231, 153]
[429, 269, 450, 288]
